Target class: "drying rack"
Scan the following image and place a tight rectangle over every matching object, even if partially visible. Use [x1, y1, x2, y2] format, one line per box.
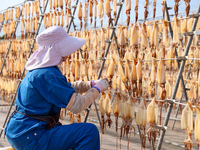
[0, 1, 199, 150]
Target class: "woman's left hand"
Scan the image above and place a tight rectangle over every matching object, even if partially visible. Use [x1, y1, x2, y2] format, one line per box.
[91, 78, 109, 87]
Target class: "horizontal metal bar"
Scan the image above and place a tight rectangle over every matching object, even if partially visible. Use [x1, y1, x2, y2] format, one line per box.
[189, 13, 200, 18]
[72, 5, 77, 8]
[156, 125, 167, 131]
[105, 40, 112, 43]
[117, 2, 123, 6]
[164, 99, 175, 104]
[184, 31, 195, 36]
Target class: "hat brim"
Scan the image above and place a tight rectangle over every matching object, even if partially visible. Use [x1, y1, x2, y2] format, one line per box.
[57, 35, 86, 57]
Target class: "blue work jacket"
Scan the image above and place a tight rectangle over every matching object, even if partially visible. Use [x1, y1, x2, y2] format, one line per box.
[5, 66, 75, 140]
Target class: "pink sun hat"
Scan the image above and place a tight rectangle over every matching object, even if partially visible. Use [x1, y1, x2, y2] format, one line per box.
[25, 26, 86, 70]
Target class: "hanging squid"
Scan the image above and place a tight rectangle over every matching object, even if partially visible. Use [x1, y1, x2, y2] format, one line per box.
[77, 2, 82, 31]
[136, 99, 147, 149]
[147, 97, 159, 150]
[157, 58, 166, 126]
[161, 0, 166, 19]
[105, 0, 111, 26]
[184, 0, 191, 17]
[125, 0, 131, 26]
[181, 101, 193, 150]
[153, 0, 157, 19]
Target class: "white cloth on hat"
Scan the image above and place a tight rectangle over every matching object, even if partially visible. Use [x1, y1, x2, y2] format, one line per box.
[25, 26, 86, 70]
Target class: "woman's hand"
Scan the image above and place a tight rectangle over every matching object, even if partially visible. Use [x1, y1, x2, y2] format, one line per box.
[93, 78, 109, 93]
[91, 78, 109, 87]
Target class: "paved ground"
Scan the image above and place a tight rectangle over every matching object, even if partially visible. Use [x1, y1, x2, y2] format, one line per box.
[0, 98, 199, 150]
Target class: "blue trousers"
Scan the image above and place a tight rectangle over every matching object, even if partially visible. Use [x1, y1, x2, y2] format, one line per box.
[7, 123, 100, 150]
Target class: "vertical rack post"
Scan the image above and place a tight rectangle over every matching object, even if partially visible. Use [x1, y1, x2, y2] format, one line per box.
[0, 0, 50, 138]
[164, 1, 189, 129]
[156, 3, 200, 149]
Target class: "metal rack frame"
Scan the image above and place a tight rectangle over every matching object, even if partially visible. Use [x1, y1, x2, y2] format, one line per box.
[156, 2, 200, 150]
[0, 1, 200, 150]
[0, 0, 50, 137]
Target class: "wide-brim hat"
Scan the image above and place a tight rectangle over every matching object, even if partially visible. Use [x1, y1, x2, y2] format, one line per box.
[25, 26, 86, 70]
[36, 26, 86, 57]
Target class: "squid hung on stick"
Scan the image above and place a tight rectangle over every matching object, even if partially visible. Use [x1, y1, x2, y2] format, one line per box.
[150, 58, 156, 98]
[55, 0, 58, 10]
[75, 60, 80, 81]
[77, 2, 82, 31]
[181, 101, 193, 150]
[107, 56, 115, 86]
[105, 92, 112, 128]
[21, 18, 25, 38]
[68, 0, 71, 14]
[195, 106, 200, 147]
[131, 59, 137, 97]
[100, 28, 106, 50]
[173, 17, 180, 45]
[184, 0, 191, 17]
[65, 0, 68, 8]
[98, 0, 104, 27]
[124, 59, 131, 89]
[113, 0, 117, 21]
[94, 0, 98, 28]
[58, 0, 63, 10]
[161, 0, 166, 19]
[53, 0, 56, 10]
[28, 3, 32, 18]
[89, 0, 93, 25]
[130, 23, 139, 59]
[125, 0, 131, 26]
[0, 13, 4, 24]
[141, 23, 148, 50]
[120, 98, 135, 149]
[56, 11, 60, 26]
[157, 58, 166, 126]
[137, 59, 142, 97]
[153, 0, 157, 20]
[174, 0, 181, 17]
[49, 0, 52, 10]
[136, 99, 147, 149]
[147, 97, 159, 150]
[88, 60, 93, 80]
[135, 0, 138, 23]
[113, 93, 120, 149]
[83, 1, 87, 30]
[105, 0, 111, 26]
[162, 19, 168, 46]
[99, 92, 106, 133]
[118, 26, 126, 58]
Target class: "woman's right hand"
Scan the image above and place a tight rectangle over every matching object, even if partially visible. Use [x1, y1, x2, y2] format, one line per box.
[93, 78, 109, 92]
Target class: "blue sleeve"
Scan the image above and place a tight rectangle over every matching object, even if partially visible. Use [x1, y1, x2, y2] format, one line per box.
[30, 74, 75, 108]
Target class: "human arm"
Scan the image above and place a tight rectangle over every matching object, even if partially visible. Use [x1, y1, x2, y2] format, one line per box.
[67, 78, 109, 114]
[66, 88, 99, 114]
[71, 81, 91, 93]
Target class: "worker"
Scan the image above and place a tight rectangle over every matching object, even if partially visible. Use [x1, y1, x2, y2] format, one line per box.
[5, 26, 109, 150]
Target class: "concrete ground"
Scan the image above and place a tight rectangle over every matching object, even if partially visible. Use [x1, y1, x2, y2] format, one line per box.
[0, 98, 199, 150]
